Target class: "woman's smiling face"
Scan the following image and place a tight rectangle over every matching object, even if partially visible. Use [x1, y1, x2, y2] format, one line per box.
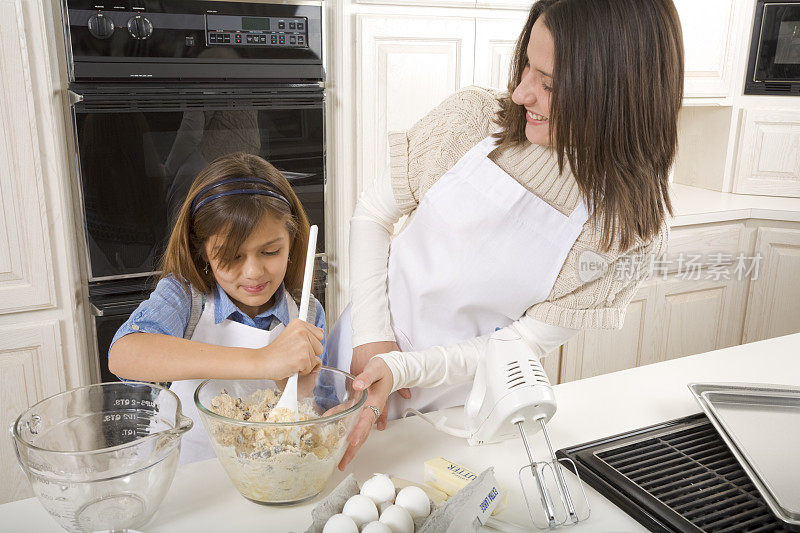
[204, 214, 291, 318]
[511, 16, 555, 146]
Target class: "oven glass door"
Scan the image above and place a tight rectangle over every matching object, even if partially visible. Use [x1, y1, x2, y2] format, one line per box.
[73, 88, 324, 282]
[755, 3, 800, 82]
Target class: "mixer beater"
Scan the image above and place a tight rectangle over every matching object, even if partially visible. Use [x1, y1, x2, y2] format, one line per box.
[409, 326, 590, 529]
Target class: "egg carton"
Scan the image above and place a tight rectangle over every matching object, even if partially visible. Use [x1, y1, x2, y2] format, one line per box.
[305, 468, 501, 533]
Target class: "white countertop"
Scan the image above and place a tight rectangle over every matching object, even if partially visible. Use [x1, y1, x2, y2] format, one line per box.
[3, 332, 800, 532]
[670, 184, 800, 226]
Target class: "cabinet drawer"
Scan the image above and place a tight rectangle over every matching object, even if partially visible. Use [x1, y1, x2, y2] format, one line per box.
[664, 223, 747, 273]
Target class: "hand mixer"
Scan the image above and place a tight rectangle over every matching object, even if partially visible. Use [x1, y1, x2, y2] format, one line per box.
[406, 326, 590, 529]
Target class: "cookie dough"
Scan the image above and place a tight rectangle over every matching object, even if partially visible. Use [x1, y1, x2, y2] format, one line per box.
[206, 388, 347, 503]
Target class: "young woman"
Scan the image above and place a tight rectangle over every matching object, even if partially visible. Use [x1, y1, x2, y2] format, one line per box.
[109, 152, 326, 463]
[329, 0, 684, 469]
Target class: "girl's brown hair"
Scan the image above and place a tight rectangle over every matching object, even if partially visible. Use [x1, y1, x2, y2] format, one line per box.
[495, 0, 684, 252]
[161, 152, 312, 296]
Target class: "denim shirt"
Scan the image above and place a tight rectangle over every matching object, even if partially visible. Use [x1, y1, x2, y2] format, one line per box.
[110, 276, 327, 370]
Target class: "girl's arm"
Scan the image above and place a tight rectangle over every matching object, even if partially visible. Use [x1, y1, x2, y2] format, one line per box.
[109, 320, 323, 382]
[108, 277, 323, 382]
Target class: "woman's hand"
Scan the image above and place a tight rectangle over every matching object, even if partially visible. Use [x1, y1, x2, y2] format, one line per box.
[351, 342, 411, 428]
[256, 319, 323, 380]
[338, 357, 395, 471]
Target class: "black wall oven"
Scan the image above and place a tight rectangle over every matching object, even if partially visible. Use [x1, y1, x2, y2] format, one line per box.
[746, 0, 800, 95]
[62, 0, 326, 382]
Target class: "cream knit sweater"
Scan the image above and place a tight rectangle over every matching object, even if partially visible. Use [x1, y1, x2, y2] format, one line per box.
[386, 85, 668, 330]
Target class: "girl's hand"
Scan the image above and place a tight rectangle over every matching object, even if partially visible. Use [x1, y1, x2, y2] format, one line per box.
[351, 342, 411, 429]
[338, 357, 393, 471]
[257, 319, 323, 380]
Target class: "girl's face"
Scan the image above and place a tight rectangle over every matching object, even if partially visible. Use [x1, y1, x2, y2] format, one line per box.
[204, 214, 291, 319]
[511, 16, 555, 146]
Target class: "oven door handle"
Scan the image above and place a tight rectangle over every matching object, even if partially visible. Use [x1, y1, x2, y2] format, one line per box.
[89, 298, 145, 317]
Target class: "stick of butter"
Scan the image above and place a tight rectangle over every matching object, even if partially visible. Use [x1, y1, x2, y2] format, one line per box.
[423, 457, 507, 514]
[390, 477, 449, 507]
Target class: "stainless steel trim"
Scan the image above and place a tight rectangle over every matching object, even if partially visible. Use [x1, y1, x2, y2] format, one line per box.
[68, 90, 83, 104]
[752, 2, 796, 84]
[65, 94, 97, 282]
[59, 0, 75, 82]
[205, 0, 323, 6]
[688, 382, 800, 527]
[90, 271, 161, 283]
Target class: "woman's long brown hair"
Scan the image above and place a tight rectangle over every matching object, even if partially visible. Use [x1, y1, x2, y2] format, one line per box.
[495, 0, 683, 252]
[161, 152, 311, 296]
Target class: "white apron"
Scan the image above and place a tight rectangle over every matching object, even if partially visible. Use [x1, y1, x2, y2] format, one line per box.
[171, 290, 299, 464]
[329, 135, 589, 419]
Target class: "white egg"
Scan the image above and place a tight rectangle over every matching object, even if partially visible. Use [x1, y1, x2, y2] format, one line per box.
[360, 473, 396, 505]
[378, 500, 393, 515]
[322, 513, 359, 533]
[361, 521, 393, 533]
[395, 485, 430, 519]
[342, 494, 379, 529]
[379, 505, 415, 533]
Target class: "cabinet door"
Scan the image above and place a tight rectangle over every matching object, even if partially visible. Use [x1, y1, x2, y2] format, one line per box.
[475, 0, 533, 9]
[674, 0, 738, 98]
[355, 14, 475, 193]
[648, 276, 747, 364]
[561, 282, 660, 382]
[0, 322, 65, 504]
[474, 18, 525, 90]
[743, 228, 800, 343]
[733, 108, 800, 197]
[0, 0, 56, 314]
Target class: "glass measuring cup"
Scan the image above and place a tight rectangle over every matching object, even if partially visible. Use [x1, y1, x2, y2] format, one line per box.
[10, 382, 192, 532]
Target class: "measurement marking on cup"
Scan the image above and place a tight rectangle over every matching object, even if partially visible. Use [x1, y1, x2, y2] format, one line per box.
[103, 413, 138, 422]
[114, 398, 155, 408]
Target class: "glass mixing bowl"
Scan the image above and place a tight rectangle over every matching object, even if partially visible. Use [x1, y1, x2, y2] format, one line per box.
[195, 366, 367, 505]
[10, 382, 192, 532]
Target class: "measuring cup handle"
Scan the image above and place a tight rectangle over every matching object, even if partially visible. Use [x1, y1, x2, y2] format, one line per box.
[175, 413, 194, 434]
[8, 422, 27, 475]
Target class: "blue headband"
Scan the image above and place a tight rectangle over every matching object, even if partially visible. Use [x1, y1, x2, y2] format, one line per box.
[190, 177, 292, 216]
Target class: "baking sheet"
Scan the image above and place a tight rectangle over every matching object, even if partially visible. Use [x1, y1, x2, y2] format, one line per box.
[689, 382, 800, 529]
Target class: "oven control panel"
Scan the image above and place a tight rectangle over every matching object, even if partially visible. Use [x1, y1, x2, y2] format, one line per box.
[205, 14, 307, 47]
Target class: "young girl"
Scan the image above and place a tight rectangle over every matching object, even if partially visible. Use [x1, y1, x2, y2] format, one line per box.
[109, 152, 326, 464]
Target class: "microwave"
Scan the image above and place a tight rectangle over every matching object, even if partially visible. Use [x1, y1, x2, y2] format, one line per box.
[745, 0, 800, 95]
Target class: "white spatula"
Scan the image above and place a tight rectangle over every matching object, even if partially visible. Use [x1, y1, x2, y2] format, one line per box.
[270, 224, 318, 422]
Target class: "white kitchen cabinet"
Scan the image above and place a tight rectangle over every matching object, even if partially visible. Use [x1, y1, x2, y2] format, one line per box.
[559, 221, 754, 383]
[733, 108, 800, 198]
[559, 273, 750, 383]
[0, 322, 65, 503]
[0, 0, 89, 505]
[651, 275, 748, 362]
[674, 0, 740, 99]
[353, 0, 475, 6]
[743, 227, 800, 343]
[474, 18, 524, 90]
[355, 14, 475, 195]
[0, 0, 56, 315]
[560, 282, 660, 382]
[475, 0, 532, 10]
